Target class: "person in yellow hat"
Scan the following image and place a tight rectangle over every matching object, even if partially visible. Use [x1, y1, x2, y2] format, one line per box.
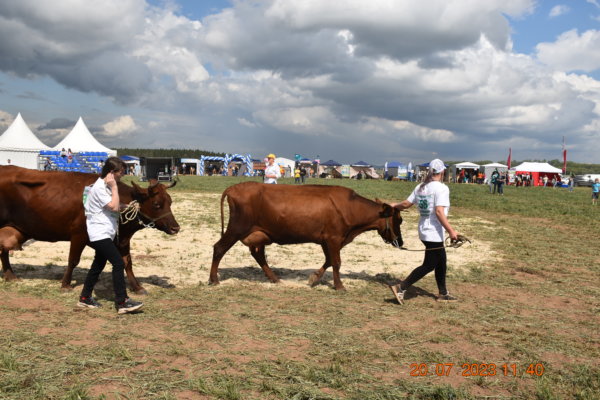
[264, 153, 281, 184]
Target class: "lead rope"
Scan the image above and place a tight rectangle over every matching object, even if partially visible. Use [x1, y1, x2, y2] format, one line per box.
[399, 235, 472, 252]
[119, 201, 156, 229]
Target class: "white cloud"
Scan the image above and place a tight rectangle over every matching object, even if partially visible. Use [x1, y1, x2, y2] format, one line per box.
[1, 0, 599, 162]
[0, 110, 14, 130]
[549, 5, 570, 18]
[102, 115, 138, 137]
[536, 29, 600, 72]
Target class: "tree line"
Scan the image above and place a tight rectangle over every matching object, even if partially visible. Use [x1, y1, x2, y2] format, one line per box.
[114, 148, 225, 159]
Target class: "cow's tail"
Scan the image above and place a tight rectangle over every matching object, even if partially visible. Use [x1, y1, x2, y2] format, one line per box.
[220, 189, 228, 237]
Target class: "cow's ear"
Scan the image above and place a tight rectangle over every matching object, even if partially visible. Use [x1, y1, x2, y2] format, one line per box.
[131, 181, 149, 200]
[380, 203, 393, 218]
[375, 198, 383, 204]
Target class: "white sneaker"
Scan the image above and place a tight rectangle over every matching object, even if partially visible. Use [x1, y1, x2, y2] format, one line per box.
[389, 284, 405, 305]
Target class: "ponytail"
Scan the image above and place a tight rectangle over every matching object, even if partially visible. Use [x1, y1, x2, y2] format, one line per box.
[418, 170, 443, 192]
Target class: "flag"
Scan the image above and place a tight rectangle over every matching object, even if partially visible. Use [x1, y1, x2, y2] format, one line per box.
[562, 136, 567, 174]
[294, 154, 301, 161]
[506, 148, 512, 169]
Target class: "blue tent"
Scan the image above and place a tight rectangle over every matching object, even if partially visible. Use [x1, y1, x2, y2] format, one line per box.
[120, 155, 139, 162]
[321, 159, 342, 166]
[352, 160, 371, 167]
[386, 161, 406, 168]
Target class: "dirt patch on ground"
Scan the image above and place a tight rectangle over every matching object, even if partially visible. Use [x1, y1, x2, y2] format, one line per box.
[7, 192, 498, 292]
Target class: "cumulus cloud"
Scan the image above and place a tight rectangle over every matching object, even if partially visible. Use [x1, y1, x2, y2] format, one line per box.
[549, 5, 570, 18]
[536, 29, 600, 72]
[101, 115, 138, 137]
[38, 118, 76, 130]
[0, 110, 14, 131]
[1, 0, 599, 162]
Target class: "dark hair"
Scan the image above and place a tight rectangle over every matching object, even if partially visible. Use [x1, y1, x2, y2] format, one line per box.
[100, 156, 126, 178]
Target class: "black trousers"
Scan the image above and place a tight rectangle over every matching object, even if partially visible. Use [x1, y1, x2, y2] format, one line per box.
[80, 238, 128, 303]
[402, 240, 448, 295]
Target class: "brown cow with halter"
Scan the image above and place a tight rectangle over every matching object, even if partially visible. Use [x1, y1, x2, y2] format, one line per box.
[0, 165, 179, 293]
[210, 182, 403, 290]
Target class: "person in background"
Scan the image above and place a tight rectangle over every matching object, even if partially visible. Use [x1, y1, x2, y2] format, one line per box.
[592, 178, 600, 205]
[389, 159, 459, 304]
[300, 166, 307, 183]
[490, 169, 499, 194]
[543, 175, 548, 188]
[568, 176, 574, 192]
[497, 172, 505, 195]
[78, 157, 143, 314]
[60, 148, 67, 158]
[264, 154, 281, 184]
[294, 166, 301, 184]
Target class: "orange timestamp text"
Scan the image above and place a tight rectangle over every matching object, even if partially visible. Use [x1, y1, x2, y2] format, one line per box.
[409, 363, 545, 377]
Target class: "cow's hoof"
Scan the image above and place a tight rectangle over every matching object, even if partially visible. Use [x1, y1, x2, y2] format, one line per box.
[334, 286, 346, 291]
[208, 280, 220, 286]
[269, 278, 281, 284]
[60, 285, 74, 292]
[133, 287, 148, 295]
[5, 277, 22, 283]
[308, 273, 321, 287]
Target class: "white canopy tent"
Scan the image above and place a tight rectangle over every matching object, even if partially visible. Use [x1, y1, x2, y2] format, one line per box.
[452, 161, 480, 183]
[275, 157, 295, 178]
[511, 162, 562, 173]
[53, 117, 116, 156]
[481, 163, 508, 183]
[0, 113, 51, 169]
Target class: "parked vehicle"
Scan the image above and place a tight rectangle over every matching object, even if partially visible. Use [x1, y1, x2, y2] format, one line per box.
[574, 174, 600, 187]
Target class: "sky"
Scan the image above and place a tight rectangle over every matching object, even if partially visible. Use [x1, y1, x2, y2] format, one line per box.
[1, 0, 600, 165]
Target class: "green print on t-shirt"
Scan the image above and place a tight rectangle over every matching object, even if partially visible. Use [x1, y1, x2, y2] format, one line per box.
[417, 195, 432, 216]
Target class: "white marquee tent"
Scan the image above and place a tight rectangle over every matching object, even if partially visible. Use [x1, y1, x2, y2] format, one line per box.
[511, 162, 562, 173]
[481, 162, 508, 182]
[53, 117, 116, 156]
[275, 157, 295, 178]
[0, 113, 51, 169]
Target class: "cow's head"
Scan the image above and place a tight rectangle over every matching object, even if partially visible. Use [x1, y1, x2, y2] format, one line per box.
[131, 179, 180, 234]
[375, 200, 403, 248]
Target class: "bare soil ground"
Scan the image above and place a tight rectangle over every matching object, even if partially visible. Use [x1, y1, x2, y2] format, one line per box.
[9, 192, 497, 293]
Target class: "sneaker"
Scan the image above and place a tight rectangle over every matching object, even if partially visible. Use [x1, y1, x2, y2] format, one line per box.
[77, 296, 102, 309]
[437, 293, 458, 302]
[115, 298, 144, 314]
[389, 284, 406, 305]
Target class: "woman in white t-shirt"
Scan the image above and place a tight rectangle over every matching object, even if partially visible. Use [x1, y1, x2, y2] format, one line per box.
[389, 159, 460, 304]
[78, 157, 143, 314]
[264, 153, 281, 184]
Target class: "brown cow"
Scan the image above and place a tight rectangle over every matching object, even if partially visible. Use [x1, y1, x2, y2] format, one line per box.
[210, 182, 402, 290]
[0, 166, 180, 293]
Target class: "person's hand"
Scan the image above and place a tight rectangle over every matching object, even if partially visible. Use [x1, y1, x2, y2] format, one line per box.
[105, 172, 117, 188]
[448, 228, 459, 241]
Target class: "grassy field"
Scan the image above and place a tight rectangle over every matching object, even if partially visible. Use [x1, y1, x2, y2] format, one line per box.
[1, 177, 599, 399]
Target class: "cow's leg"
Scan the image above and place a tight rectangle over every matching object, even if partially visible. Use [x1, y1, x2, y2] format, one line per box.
[0, 227, 27, 281]
[209, 233, 239, 285]
[118, 238, 146, 295]
[308, 243, 331, 287]
[61, 236, 87, 291]
[327, 243, 345, 291]
[249, 245, 280, 283]
[1, 250, 18, 281]
[123, 252, 146, 295]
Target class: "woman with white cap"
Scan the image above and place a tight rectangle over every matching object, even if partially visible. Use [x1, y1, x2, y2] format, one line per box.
[389, 159, 459, 304]
[264, 153, 281, 184]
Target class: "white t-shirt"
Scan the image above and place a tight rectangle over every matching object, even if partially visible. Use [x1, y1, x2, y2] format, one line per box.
[84, 178, 118, 241]
[264, 163, 281, 184]
[407, 181, 450, 242]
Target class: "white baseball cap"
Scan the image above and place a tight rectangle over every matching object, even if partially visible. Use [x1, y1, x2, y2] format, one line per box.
[429, 159, 446, 173]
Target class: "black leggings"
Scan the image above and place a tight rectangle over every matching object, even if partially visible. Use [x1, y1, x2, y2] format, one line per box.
[401, 240, 448, 295]
[80, 238, 127, 303]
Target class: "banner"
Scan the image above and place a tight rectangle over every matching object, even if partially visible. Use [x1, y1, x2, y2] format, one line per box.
[294, 154, 301, 161]
[506, 148, 512, 169]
